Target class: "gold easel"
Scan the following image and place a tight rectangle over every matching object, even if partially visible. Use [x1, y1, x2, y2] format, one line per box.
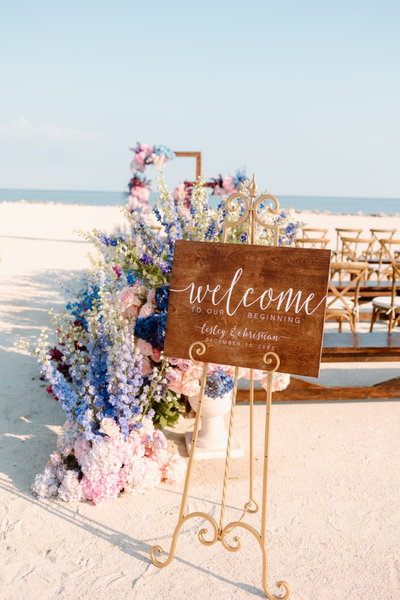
[150, 175, 291, 599]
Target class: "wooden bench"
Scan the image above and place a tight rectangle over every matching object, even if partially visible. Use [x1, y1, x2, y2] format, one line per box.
[236, 332, 400, 402]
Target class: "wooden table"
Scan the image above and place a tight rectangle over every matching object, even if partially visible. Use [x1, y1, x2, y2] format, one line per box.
[237, 332, 400, 402]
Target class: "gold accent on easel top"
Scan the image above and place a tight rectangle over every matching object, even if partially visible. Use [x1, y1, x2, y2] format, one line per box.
[221, 173, 281, 246]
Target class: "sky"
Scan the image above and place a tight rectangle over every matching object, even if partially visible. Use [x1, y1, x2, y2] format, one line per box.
[0, 0, 399, 198]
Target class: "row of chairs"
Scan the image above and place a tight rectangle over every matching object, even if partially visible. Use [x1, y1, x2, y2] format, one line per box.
[297, 227, 400, 283]
[296, 228, 400, 333]
[326, 261, 400, 334]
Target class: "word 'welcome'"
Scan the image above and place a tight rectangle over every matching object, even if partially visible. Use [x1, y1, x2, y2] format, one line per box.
[171, 267, 326, 317]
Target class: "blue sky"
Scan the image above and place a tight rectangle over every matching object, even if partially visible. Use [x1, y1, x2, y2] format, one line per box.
[0, 0, 399, 197]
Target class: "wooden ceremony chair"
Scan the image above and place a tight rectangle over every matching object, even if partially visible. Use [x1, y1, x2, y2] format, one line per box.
[370, 228, 396, 251]
[302, 228, 329, 239]
[296, 228, 330, 249]
[370, 265, 400, 333]
[326, 262, 369, 332]
[339, 237, 377, 280]
[376, 239, 400, 279]
[369, 241, 400, 332]
[296, 236, 330, 249]
[335, 228, 363, 261]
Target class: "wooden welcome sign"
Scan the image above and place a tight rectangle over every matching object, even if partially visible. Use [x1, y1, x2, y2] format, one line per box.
[164, 240, 331, 377]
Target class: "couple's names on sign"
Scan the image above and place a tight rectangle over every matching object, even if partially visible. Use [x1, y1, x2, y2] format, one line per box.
[164, 240, 332, 377]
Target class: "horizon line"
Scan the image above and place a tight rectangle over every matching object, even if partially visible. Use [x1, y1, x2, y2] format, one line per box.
[0, 187, 399, 202]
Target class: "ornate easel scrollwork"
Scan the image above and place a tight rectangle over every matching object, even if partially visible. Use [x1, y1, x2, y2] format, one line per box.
[222, 176, 281, 246]
[188, 340, 206, 365]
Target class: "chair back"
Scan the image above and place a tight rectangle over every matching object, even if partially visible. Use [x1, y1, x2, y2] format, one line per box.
[326, 262, 369, 332]
[378, 239, 400, 280]
[339, 237, 375, 262]
[302, 228, 329, 238]
[335, 228, 363, 260]
[370, 228, 397, 261]
[296, 236, 330, 249]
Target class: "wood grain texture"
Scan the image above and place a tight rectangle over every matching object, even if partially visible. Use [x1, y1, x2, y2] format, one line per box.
[164, 240, 331, 377]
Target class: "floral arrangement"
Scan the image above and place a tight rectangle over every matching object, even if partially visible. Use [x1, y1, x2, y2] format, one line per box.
[29, 163, 303, 506]
[29, 263, 186, 504]
[127, 142, 175, 213]
[91, 174, 300, 400]
[209, 168, 248, 197]
[172, 168, 248, 210]
[32, 416, 185, 505]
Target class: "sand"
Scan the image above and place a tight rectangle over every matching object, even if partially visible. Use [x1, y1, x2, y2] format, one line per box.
[1, 201, 400, 600]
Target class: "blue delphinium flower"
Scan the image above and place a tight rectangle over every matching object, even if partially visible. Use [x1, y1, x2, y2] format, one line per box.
[139, 253, 154, 266]
[98, 232, 118, 247]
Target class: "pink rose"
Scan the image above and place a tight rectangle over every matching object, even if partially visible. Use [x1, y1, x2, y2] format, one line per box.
[181, 379, 201, 397]
[167, 382, 183, 395]
[147, 290, 156, 305]
[166, 369, 182, 383]
[118, 287, 141, 309]
[175, 359, 193, 371]
[151, 348, 162, 362]
[134, 153, 145, 166]
[139, 356, 152, 375]
[173, 183, 185, 201]
[139, 302, 154, 318]
[184, 365, 204, 380]
[133, 187, 150, 202]
[223, 176, 235, 193]
[136, 338, 153, 357]
[125, 304, 140, 318]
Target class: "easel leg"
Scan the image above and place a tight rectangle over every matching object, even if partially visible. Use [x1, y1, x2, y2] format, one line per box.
[150, 361, 210, 566]
[219, 366, 239, 532]
[260, 372, 291, 600]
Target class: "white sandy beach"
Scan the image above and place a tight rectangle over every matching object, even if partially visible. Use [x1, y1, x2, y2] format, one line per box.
[1, 201, 400, 600]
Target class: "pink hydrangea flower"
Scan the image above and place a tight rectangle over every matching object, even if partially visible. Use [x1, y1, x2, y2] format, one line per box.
[162, 454, 187, 484]
[99, 418, 120, 439]
[152, 430, 168, 450]
[31, 467, 60, 498]
[74, 436, 92, 461]
[81, 472, 124, 505]
[58, 470, 84, 503]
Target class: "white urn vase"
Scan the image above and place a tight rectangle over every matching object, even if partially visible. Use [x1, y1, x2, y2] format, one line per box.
[185, 391, 243, 459]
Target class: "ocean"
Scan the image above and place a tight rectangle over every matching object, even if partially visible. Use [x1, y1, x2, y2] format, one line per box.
[0, 188, 399, 216]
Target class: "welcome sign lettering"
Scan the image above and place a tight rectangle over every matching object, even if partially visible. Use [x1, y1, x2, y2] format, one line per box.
[164, 240, 331, 377]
